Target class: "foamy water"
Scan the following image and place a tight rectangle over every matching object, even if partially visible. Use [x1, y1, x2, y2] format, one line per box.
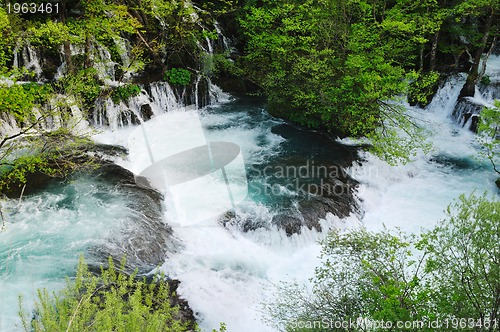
[1, 63, 498, 332]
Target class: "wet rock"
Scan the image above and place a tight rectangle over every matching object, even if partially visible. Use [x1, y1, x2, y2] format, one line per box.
[120, 110, 141, 126]
[166, 279, 197, 330]
[271, 214, 303, 236]
[140, 104, 154, 121]
[1, 141, 127, 198]
[452, 97, 484, 132]
[220, 157, 358, 236]
[87, 163, 179, 275]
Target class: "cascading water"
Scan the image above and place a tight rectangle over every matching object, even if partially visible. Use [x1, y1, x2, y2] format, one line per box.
[452, 54, 500, 131]
[0, 170, 171, 331]
[12, 42, 43, 80]
[2, 35, 499, 332]
[158, 70, 497, 332]
[97, 68, 496, 331]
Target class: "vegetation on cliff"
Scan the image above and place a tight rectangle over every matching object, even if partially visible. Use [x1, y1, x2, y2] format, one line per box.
[0, 0, 498, 168]
[19, 257, 199, 332]
[237, 0, 499, 162]
[264, 193, 500, 331]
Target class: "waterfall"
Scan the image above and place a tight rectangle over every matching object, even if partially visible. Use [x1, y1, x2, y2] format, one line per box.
[451, 54, 500, 130]
[91, 82, 183, 130]
[54, 46, 66, 81]
[89, 75, 231, 131]
[0, 112, 20, 137]
[93, 43, 116, 83]
[214, 22, 233, 53]
[12, 42, 43, 80]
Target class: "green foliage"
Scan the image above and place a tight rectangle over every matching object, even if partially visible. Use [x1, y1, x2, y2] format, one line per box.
[0, 154, 53, 190]
[477, 100, 500, 175]
[264, 228, 430, 331]
[420, 193, 500, 325]
[480, 75, 491, 86]
[0, 130, 96, 193]
[19, 256, 192, 332]
[201, 53, 243, 78]
[408, 71, 441, 107]
[111, 84, 142, 104]
[265, 194, 500, 332]
[238, 0, 431, 163]
[0, 7, 13, 72]
[164, 68, 191, 86]
[56, 69, 102, 106]
[0, 83, 54, 122]
[27, 20, 71, 49]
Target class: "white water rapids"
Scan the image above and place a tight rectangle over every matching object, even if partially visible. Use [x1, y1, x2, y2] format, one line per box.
[97, 67, 497, 330]
[1, 56, 499, 331]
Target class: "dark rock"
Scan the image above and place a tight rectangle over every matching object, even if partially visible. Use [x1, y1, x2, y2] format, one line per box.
[212, 76, 260, 96]
[219, 210, 267, 232]
[219, 210, 237, 227]
[140, 104, 154, 121]
[220, 157, 358, 236]
[452, 97, 483, 132]
[132, 66, 165, 85]
[479, 82, 500, 100]
[40, 47, 62, 81]
[120, 110, 141, 126]
[496, 178, 500, 189]
[1, 141, 128, 198]
[166, 279, 197, 330]
[87, 164, 179, 275]
[1, 170, 64, 198]
[272, 214, 303, 236]
[93, 143, 128, 157]
[195, 77, 210, 108]
[470, 115, 480, 133]
[430, 155, 479, 170]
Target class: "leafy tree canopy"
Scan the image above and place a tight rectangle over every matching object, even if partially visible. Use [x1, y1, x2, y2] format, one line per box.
[264, 193, 500, 332]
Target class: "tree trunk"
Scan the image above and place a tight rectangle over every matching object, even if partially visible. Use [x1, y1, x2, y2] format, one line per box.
[459, 8, 494, 99]
[419, 45, 424, 71]
[59, 0, 73, 74]
[84, 35, 92, 69]
[430, 30, 440, 72]
[479, 36, 498, 81]
[64, 41, 73, 74]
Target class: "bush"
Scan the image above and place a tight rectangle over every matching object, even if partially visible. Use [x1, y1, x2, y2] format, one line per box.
[480, 75, 491, 86]
[0, 131, 96, 194]
[0, 83, 53, 122]
[407, 71, 441, 107]
[19, 257, 193, 332]
[421, 193, 500, 325]
[164, 68, 191, 86]
[264, 193, 500, 332]
[111, 84, 141, 104]
[56, 69, 102, 106]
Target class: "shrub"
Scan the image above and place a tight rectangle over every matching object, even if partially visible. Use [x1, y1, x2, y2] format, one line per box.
[164, 68, 191, 86]
[56, 68, 102, 106]
[19, 257, 193, 332]
[111, 84, 141, 104]
[0, 83, 53, 122]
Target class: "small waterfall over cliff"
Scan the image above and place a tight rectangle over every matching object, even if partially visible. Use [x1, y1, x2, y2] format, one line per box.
[452, 54, 500, 131]
[12, 42, 43, 80]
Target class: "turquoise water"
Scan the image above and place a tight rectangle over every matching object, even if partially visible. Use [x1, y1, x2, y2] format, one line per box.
[1, 70, 498, 331]
[0, 174, 130, 331]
